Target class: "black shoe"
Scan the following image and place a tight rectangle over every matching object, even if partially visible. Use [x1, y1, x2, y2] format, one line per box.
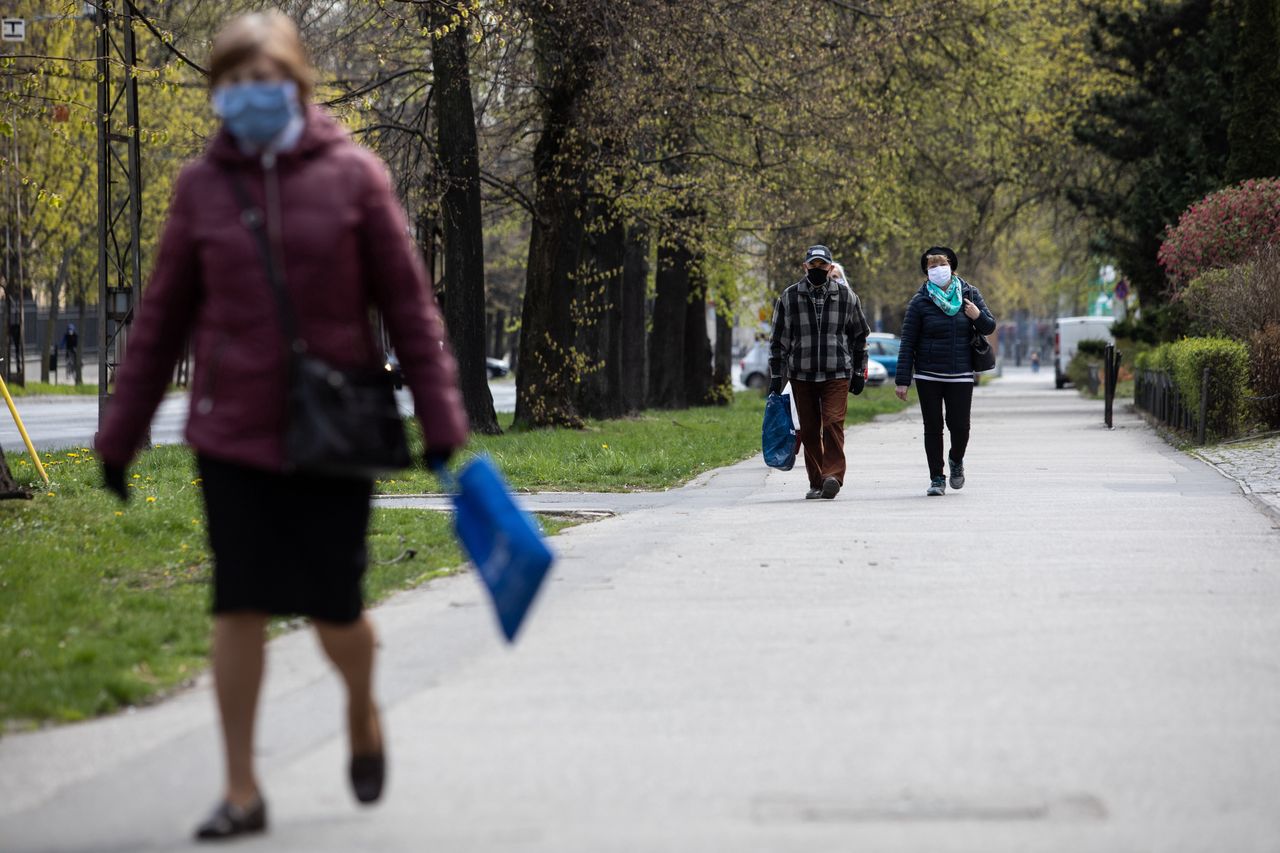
[948, 457, 965, 490]
[926, 476, 946, 496]
[350, 753, 386, 804]
[194, 797, 267, 841]
[820, 477, 841, 499]
[805, 488, 823, 499]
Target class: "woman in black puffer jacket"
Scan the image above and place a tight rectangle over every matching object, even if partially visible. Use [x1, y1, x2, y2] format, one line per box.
[894, 246, 997, 496]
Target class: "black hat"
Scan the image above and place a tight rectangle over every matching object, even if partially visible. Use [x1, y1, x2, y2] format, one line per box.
[804, 245, 834, 264]
[920, 246, 958, 274]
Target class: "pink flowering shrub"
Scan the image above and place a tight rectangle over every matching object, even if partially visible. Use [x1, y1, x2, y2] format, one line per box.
[1158, 178, 1280, 286]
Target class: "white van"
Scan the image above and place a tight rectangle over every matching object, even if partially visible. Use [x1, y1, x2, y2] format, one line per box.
[1054, 316, 1115, 389]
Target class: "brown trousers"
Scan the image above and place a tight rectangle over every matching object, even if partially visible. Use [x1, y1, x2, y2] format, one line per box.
[789, 378, 849, 489]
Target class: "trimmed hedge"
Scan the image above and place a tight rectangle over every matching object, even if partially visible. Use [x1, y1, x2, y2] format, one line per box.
[1136, 337, 1250, 438]
[1076, 338, 1110, 358]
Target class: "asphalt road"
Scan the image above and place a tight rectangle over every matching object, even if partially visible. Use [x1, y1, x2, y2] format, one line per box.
[3, 367, 1278, 852]
[0, 382, 518, 452]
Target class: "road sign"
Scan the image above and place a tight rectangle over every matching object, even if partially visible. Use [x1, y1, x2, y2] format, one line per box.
[1, 19, 25, 41]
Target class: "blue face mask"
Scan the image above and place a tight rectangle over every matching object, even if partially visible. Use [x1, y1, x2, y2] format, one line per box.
[211, 80, 301, 146]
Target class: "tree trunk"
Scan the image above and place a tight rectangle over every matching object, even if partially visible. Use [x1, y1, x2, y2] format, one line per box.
[0, 439, 31, 500]
[620, 224, 649, 414]
[683, 256, 713, 406]
[647, 230, 692, 409]
[513, 10, 595, 430]
[713, 304, 733, 405]
[574, 207, 625, 420]
[431, 13, 500, 435]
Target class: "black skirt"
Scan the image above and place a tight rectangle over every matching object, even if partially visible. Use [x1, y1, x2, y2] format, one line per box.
[197, 454, 374, 624]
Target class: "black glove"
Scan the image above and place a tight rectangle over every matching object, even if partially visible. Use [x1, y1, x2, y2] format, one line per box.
[850, 370, 865, 396]
[424, 448, 454, 473]
[102, 463, 129, 502]
[768, 377, 784, 396]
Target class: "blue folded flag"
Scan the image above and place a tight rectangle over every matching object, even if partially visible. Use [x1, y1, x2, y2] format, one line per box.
[762, 392, 797, 470]
[440, 455, 554, 642]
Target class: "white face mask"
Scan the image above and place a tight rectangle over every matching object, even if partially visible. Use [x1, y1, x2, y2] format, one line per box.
[927, 265, 952, 286]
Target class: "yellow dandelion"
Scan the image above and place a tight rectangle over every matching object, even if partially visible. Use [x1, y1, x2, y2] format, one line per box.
[114, 511, 124, 517]
[180, 543, 188, 550]
[191, 478, 202, 486]
[127, 483, 135, 488]
[132, 473, 140, 479]
[67, 452, 79, 458]
[46, 491, 56, 497]
[602, 443, 609, 449]
[146, 496, 157, 503]
[191, 518, 200, 525]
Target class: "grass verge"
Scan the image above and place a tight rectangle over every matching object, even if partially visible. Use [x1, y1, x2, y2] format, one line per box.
[0, 389, 906, 727]
[384, 385, 909, 494]
[0, 444, 571, 728]
[4, 381, 99, 397]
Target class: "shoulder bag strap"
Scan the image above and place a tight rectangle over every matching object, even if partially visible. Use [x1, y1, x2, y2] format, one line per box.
[224, 170, 303, 353]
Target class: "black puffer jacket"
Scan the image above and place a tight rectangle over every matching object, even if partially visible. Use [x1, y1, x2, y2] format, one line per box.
[895, 279, 997, 386]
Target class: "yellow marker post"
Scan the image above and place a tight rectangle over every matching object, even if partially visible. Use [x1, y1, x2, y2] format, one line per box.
[0, 374, 50, 484]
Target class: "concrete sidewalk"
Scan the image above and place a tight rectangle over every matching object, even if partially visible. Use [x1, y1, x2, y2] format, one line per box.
[2, 368, 1278, 852]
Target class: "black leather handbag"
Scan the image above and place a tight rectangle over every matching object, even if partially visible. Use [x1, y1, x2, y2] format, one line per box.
[971, 329, 996, 371]
[228, 172, 410, 479]
[965, 285, 996, 372]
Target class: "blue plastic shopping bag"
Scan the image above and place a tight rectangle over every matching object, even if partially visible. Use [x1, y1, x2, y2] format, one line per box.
[762, 392, 797, 470]
[442, 455, 554, 642]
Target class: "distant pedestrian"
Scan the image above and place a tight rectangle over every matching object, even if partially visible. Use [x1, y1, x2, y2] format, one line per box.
[1030, 350, 1040, 373]
[94, 11, 467, 841]
[894, 246, 996, 496]
[60, 323, 79, 378]
[769, 244, 871, 499]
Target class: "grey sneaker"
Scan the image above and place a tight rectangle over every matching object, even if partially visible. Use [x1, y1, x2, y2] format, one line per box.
[926, 476, 946, 496]
[820, 477, 841, 499]
[805, 488, 823, 499]
[948, 457, 965, 490]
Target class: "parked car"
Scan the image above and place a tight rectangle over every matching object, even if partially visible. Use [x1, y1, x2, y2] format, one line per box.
[866, 332, 900, 378]
[739, 342, 770, 390]
[486, 357, 510, 379]
[866, 357, 888, 387]
[741, 340, 886, 388]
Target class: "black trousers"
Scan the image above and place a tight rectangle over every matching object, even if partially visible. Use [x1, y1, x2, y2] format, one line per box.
[915, 379, 973, 479]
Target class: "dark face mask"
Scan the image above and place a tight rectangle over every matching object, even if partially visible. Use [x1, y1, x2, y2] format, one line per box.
[806, 267, 829, 286]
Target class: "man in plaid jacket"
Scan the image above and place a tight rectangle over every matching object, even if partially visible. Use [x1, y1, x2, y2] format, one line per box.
[768, 245, 871, 499]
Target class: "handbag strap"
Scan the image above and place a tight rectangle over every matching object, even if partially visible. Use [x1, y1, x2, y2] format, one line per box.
[224, 170, 304, 353]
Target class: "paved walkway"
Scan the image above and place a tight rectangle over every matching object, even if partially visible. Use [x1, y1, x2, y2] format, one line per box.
[1195, 434, 1280, 519]
[2, 368, 1279, 852]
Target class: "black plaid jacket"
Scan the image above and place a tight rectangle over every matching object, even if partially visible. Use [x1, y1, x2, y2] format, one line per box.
[769, 278, 871, 382]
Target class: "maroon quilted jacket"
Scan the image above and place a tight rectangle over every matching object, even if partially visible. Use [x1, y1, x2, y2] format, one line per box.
[96, 106, 468, 471]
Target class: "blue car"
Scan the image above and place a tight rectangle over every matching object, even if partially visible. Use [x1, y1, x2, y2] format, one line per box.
[867, 333, 899, 377]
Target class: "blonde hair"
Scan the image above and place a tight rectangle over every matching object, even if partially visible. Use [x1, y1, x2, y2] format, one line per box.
[830, 262, 847, 283]
[925, 253, 950, 267]
[209, 11, 315, 101]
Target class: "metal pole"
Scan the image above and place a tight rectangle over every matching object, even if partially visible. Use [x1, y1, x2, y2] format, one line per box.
[1198, 366, 1210, 445]
[96, 1, 110, 427]
[1104, 343, 1115, 429]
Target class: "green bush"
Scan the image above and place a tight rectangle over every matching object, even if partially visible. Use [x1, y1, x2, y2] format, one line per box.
[1076, 338, 1111, 358]
[1167, 337, 1250, 439]
[1134, 342, 1171, 372]
[1066, 351, 1100, 393]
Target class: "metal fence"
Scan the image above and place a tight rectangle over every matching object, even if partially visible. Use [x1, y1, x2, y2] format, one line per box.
[1134, 366, 1212, 444]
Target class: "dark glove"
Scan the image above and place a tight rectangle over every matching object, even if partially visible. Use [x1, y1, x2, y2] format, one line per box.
[768, 377, 784, 396]
[424, 448, 454, 473]
[850, 370, 866, 396]
[102, 463, 129, 502]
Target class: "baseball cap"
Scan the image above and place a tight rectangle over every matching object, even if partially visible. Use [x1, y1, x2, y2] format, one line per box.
[804, 245, 833, 264]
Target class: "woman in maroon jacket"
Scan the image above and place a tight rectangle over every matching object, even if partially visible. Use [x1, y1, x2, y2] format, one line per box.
[95, 12, 467, 840]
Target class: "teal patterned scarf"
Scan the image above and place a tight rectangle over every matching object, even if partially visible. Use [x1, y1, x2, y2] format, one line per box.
[926, 275, 963, 316]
